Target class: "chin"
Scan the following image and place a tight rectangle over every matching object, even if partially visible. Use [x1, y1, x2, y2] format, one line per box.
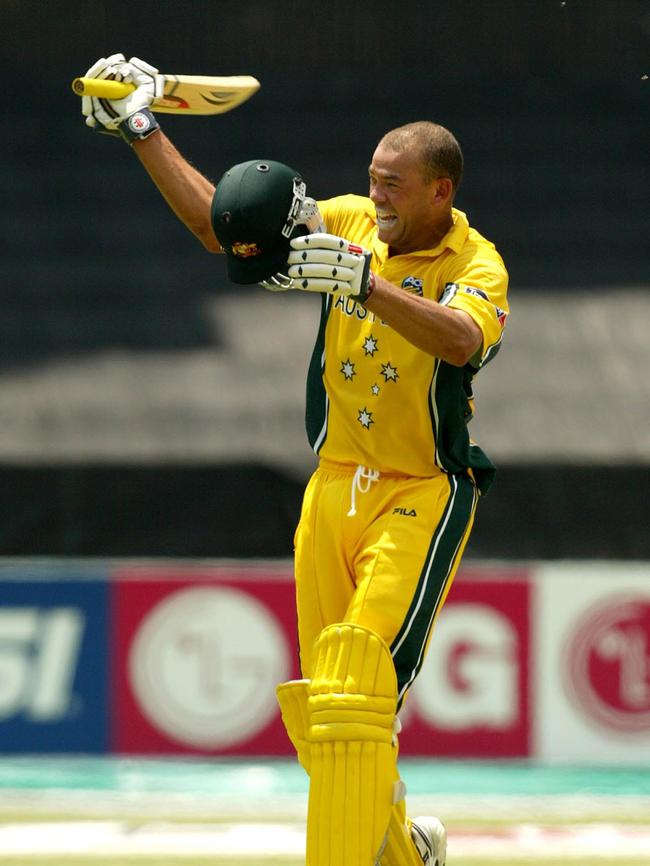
[377, 226, 396, 244]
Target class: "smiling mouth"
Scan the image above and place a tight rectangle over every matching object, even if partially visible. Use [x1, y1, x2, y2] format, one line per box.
[376, 212, 397, 229]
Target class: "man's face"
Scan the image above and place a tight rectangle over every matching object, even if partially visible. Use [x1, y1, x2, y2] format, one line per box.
[369, 144, 448, 254]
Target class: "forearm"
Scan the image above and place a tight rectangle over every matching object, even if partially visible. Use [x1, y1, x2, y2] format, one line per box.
[132, 130, 221, 251]
[364, 275, 482, 366]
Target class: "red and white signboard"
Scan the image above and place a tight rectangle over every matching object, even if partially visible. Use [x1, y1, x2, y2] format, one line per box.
[534, 562, 650, 764]
[112, 566, 301, 755]
[110, 563, 531, 758]
[2, 558, 650, 761]
[402, 569, 530, 757]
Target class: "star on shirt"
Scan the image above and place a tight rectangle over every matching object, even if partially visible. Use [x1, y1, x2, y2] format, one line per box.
[363, 334, 379, 356]
[340, 358, 356, 380]
[380, 362, 399, 383]
[371, 384, 381, 396]
[357, 407, 374, 429]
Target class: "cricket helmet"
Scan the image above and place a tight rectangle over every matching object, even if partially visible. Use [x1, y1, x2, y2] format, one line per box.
[211, 159, 315, 284]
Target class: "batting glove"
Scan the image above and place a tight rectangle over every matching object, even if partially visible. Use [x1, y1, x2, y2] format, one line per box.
[260, 233, 375, 302]
[81, 54, 163, 143]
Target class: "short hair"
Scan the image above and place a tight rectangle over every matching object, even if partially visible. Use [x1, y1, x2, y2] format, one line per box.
[379, 121, 464, 191]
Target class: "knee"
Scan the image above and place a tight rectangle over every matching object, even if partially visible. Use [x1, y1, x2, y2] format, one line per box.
[308, 623, 397, 742]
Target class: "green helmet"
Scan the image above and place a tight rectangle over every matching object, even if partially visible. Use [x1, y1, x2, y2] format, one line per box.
[211, 159, 312, 284]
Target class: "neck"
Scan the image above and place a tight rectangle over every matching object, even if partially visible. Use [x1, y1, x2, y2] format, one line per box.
[388, 211, 454, 257]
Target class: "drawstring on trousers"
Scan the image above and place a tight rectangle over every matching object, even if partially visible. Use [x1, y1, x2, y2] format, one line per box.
[347, 465, 380, 517]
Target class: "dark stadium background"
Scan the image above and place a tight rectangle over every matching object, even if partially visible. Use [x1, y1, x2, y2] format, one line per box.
[1, 0, 648, 559]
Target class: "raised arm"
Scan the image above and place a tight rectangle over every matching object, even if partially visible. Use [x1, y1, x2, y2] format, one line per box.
[133, 132, 220, 252]
[80, 53, 222, 252]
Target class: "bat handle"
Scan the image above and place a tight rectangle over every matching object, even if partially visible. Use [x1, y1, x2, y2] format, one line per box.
[71, 77, 136, 98]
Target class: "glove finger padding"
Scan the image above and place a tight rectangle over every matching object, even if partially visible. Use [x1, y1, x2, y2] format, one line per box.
[288, 263, 357, 281]
[83, 54, 129, 129]
[124, 56, 162, 89]
[291, 233, 366, 256]
[289, 233, 373, 298]
[81, 54, 161, 132]
[293, 277, 355, 295]
[287, 249, 362, 269]
[83, 53, 127, 80]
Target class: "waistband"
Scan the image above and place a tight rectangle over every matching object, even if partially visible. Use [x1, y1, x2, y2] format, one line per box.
[317, 457, 444, 481]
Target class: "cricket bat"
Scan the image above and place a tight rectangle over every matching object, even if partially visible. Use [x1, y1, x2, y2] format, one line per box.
[71, 73, 260, 115]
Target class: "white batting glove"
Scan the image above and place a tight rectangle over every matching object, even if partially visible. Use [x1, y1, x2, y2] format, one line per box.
[260, 233, 375, 301]
[82, 55, 163, 140]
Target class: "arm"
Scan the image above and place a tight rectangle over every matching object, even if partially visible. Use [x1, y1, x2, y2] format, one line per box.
[133, 131, 221, 252]
[283, 235, 482, 367]
[80, 54, 222, 253]
[363, 274, 482, 367]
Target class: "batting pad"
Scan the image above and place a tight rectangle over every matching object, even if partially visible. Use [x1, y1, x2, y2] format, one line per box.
[277, 674, 422, 866]
[306, 623, 399, 866]
[276, 679, 311, 771]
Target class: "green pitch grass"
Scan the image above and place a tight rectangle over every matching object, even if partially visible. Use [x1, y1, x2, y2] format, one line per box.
[1, 759, 648, 865]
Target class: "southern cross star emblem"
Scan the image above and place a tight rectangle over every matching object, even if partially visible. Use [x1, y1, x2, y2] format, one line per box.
[363, 334, 379, 356]
[380, 362, 399, 383]
[357, 407, 374, 429]
[371, 384, 381, 396]
[340, 359, 356, 380]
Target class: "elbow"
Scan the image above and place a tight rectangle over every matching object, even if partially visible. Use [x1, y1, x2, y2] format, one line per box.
[443, 316, 483, 367]
[442, 333, 482, 368]
[194, 222, 222, 253]
[442, 348, 472, 367]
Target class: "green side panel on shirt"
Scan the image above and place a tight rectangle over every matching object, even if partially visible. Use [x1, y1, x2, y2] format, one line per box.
[305, 294, 332, 452]
[429, 361, 497, 495]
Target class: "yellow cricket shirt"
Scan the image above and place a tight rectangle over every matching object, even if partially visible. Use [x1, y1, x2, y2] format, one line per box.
[306, 194, 509, 493]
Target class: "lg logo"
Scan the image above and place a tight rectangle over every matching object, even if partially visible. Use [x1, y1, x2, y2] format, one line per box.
[0, 608, 84, 722]
[128, 586, 290, 749]
[565, 597, 650, 734]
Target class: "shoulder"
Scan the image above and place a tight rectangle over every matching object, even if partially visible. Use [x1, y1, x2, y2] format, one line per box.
[448, 209, 508, 286]
[318, 194, 375, 237]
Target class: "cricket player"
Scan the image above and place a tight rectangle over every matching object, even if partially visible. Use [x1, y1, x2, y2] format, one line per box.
[81, 54, 509, 866]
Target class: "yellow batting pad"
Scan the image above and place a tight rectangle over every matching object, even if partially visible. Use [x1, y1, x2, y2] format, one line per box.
[277, 675, 422, 866]
[381, 798, 427, 866]
[306, 624, 399, 866]
[276, 679, 311, 772]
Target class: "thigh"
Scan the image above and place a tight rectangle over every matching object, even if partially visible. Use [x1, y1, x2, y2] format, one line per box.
[347, 472, 478, 706]
[294, 467, 478, 702]
[293, 467, 359, 677]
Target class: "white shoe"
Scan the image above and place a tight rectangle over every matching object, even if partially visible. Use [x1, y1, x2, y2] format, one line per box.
[410, 816, 447, 866]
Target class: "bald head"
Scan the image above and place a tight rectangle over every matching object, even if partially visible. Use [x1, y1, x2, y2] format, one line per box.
[379, 122, 464, 193]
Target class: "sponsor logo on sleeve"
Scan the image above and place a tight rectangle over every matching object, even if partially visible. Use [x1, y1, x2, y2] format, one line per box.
[462, 285, 490, 301]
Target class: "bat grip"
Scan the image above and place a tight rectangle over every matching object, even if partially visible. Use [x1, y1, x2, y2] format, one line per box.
[71, 78, 136, 98]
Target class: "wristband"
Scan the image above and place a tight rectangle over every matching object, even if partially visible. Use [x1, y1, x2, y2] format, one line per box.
[357, 271, 376, 305]
[118, 108, 160, 145]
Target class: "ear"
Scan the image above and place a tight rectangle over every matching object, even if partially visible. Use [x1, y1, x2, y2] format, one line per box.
[432, 177, 454, 204]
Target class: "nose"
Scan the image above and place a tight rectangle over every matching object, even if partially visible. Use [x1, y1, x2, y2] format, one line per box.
[370, 184, 384, 204]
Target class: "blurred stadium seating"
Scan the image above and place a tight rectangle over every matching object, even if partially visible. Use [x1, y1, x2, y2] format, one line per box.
[0, 0, 648, 559]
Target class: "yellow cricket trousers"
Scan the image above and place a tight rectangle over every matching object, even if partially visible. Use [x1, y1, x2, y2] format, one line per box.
[294, 459, 479, 707]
